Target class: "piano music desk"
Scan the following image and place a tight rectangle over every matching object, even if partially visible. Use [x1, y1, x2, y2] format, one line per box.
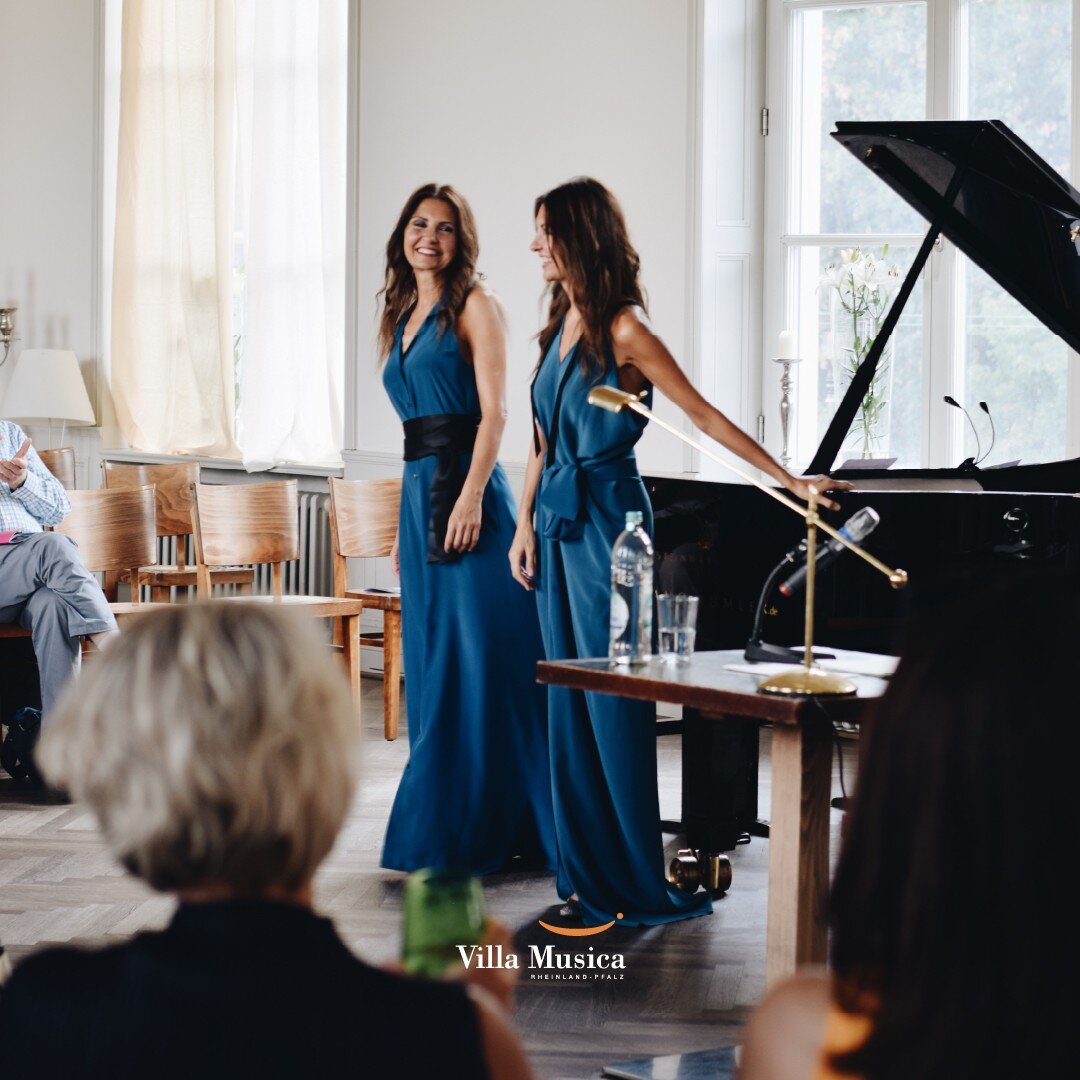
[536, 650, 885, 985]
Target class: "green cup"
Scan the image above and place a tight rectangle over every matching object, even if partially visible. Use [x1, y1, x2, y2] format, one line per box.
[401, 868, 486, 978]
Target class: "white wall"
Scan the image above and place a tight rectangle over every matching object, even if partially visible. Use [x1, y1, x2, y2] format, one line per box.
[351, 0, 698, 478]
[0, 0, 100, 485]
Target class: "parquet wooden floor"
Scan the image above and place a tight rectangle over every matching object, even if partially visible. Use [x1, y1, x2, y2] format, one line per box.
[0, 678, 856, 1079]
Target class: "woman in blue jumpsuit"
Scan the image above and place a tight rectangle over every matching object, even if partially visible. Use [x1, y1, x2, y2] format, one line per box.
[510, 178, 847, 925]
[379, 184, 555, 875]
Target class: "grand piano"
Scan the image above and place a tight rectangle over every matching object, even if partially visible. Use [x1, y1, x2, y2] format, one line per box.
[649, 120, 1080, 660]
[648, 121, 1080, 851]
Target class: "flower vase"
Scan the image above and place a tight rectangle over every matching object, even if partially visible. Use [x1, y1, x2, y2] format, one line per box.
[835, 311, 894, 460]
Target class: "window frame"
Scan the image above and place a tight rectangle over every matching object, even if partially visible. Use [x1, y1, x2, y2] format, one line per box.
[761, 0, 1080, 472]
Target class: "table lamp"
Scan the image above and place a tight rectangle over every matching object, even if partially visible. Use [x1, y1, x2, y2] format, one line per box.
[2, 348, 96, 448]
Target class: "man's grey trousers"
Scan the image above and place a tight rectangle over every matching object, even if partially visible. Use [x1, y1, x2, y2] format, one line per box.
[0, 533, 117, 717]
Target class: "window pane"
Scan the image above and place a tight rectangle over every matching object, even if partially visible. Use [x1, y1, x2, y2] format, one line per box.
[793, 3, 927, 234]
[961, 0, 1070, 467]
[966, 0, 1071, 178]
[961, 262, 1067, 466]
[792, 244, 924, 468]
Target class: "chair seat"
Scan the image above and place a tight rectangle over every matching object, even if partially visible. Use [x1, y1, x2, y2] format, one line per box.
[344, 589, 402, 612]
[0, 622, 30, 639]
[215, 594, 367, 619]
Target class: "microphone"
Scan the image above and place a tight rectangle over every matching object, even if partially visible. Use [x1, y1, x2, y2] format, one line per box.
[978, 400, 995, 464]
[778, 507, 880, 598]
[943, 395, 982, 466]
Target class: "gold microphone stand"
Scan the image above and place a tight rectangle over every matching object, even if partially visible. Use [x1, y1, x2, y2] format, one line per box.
[587, 386, 907, 696]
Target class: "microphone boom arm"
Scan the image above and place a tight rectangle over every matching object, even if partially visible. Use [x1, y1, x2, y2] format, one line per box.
[587, 386, 907, 588]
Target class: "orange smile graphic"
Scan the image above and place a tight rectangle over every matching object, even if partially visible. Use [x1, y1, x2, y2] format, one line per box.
[539, 912, 624, 936]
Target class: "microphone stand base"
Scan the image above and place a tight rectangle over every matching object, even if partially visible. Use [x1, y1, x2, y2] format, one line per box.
[744, 640, 836, 664]
[744, 640, 803, 664]
[757, 667, 857, 697]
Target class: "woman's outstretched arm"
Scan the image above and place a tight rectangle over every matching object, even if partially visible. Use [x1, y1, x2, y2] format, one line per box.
[611, 308, 851, 512]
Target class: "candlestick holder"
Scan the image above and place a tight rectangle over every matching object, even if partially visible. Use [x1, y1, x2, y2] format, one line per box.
[771, 355, 802, 470]
[0, 307, 17, 368]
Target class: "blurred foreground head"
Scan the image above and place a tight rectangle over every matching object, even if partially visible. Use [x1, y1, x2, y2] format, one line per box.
[39, 603, 359, 897]
[830, 575, 1079, 1077]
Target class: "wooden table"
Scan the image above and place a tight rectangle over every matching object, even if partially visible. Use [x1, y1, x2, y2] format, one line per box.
[536, 649, 887, 985]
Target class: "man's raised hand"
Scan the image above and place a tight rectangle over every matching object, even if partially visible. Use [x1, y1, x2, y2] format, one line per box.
[0, 437, 32, 490]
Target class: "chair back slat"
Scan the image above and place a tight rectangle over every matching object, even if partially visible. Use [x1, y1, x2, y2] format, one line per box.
[328, 477, 400, 558]
[102, 461, 201, 539]
[54, 486, 157, 574]
[38, 447, 76, 490]
[192, 480, 300, 568]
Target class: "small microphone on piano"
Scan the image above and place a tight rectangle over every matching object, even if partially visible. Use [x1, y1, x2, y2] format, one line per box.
[978, 400, 995, 464]
[943, 395, 982, 468]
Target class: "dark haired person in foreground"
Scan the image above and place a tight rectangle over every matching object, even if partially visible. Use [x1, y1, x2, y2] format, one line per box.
[741, 577, 1077, 1079]
[510, 177, 849, 926]
[0, 604, 533, 1079]
[378, 183, 555, 876]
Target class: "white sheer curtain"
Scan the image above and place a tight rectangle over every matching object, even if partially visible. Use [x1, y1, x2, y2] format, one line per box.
[111, 0, 240, 458]
[234, 0, 346, 469]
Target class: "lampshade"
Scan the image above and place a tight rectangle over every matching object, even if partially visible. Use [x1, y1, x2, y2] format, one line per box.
[2, 349, 96, 425]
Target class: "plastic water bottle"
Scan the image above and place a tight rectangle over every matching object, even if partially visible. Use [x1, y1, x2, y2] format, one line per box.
[609, 510, 654, 664]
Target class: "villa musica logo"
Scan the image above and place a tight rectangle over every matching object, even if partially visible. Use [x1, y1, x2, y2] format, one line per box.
[456, 912, 627, 982]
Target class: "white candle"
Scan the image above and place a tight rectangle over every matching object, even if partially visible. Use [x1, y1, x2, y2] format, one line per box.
[777, 330, 796, 360]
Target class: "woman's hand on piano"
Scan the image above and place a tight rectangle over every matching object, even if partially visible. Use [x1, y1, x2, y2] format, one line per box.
[783, 474, 853, 512]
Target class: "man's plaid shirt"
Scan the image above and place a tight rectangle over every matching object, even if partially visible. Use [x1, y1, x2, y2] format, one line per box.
[0, 420, 71, 533]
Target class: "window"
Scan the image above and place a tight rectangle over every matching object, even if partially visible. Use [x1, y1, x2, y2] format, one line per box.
[764, 0, 1077, 471]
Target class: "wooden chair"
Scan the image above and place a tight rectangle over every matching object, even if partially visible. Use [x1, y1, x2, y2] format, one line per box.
[101, 461, 255, 601]
[54, 485, 173, 628]
[328, 477, 403, 741]
[190, 479, 364, 721]
[37, 447, 76, 490]
[0, 487, 166, 699]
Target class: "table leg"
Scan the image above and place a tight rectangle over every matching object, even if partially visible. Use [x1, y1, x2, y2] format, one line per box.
[342, 613, 362, 729]
[765, 714, 833, 986]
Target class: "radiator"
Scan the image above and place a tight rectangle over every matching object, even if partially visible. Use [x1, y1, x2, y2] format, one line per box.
[153, 491, 334, 598]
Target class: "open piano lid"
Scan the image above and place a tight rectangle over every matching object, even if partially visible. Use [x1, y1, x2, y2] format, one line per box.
[810, 120, 1080, 488]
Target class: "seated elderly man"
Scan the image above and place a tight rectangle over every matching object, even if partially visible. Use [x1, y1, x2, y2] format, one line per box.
[0, 420, 117, 725]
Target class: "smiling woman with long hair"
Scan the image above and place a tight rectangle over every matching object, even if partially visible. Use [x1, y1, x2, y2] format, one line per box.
[378, 183, 555, 876]
[510, 177, 848, 926]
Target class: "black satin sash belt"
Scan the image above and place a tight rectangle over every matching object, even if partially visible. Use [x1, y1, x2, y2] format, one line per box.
[403, 413, 481, 565]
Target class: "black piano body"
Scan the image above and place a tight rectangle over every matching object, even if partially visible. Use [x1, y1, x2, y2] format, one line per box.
[646, 477, 1080, 657]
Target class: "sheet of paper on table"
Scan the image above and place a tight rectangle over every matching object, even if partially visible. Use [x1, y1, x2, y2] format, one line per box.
[725, 648, 899, 680]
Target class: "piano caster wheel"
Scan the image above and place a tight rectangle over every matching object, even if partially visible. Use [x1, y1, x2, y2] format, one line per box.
[667, 849, 733, 898]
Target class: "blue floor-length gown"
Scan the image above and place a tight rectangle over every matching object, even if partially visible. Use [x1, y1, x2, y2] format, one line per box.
[531, 325, 713, 926]
[381, 303, 557, 874]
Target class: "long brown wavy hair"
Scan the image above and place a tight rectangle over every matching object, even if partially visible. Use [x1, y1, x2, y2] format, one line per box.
[377, 183, 480, 360]
[534, 177, 646, 377]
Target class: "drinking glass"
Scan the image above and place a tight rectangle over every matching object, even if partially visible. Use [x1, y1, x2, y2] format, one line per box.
[401, 868, 486, 978]
[657, 593, 699, 664]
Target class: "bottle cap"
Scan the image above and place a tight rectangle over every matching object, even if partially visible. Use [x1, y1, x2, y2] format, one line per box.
[625, 511, 644, 527]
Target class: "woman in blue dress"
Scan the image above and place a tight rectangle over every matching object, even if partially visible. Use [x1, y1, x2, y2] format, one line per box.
[510, 177, 849, 926]
[380, 184, 556, 875]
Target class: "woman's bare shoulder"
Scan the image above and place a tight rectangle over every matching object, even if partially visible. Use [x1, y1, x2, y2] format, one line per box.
[462, 283, 507, 324]
[610, 304, 651, 346]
